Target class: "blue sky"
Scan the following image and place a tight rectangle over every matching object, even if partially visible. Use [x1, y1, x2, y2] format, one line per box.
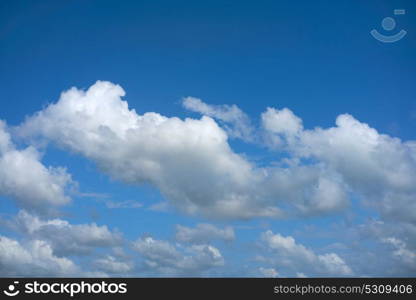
[0, 0, 415, 277]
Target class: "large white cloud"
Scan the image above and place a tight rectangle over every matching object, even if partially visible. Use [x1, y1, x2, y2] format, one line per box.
[0, 121, 73, 214]
[1, 80, 414, 278]
[262, 108, 416, 223]
[260, 107, 416, 274]
[6, 210, 123, 256]
[16, 81, 351, 219]
[133, 236, 224, 276]
[16, 82, 259, 218]
[259, 230, 352, 276]
[0, 235, 80, 276]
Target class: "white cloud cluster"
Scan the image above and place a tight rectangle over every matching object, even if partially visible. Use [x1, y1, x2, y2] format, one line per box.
[382, 237, 416, 267]
[0, 121, 73, 214]
[259, 230, 352, 276]
[175, 223, 235, 244]
[16, 81, 358, 219]
[0, 235, 79, 276]
[299, 218, 416, 276]
[17, 82, 264, 219]
[262, 108, 416, 223]
[2, 80, 414, 277]
[93, 255, 133, 275]
[133, 236, 224, 276]
[8, 210, 123, 256]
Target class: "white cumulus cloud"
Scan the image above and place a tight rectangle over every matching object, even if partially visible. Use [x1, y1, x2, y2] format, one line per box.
[16, 81, 356, 219]
[260, 230, 352, 276]
[382, 237, 416, 268]
[133, 236, 224, 276]
[0, 121, 73, 214]
[7, 210, 123, 256]
[262, 108, 416, 223]
[93, 255, 133, 275]
[0, 236, 80, 276]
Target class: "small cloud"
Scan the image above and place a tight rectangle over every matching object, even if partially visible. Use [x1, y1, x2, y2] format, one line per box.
[182, 96, 254, 142]
[78, 192, 110, 199]
[148, 201, 170, 212]
[104, 200, 142, 209]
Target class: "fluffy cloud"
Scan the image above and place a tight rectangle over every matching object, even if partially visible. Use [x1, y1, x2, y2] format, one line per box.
[93, 255, 133, 275]
[175, 223, 235, 244]
[183, 97, 253, 141]
[291, 217, 416, 277]
[382, 237, 416, 267]
[133, 237, 224, 276]
[262, 108, 416, 223]
[13, 81, 416, 222]
[0, 121, 73, 214]
[353, 218, 416, 250]
[16, 82, 261, 219]
[0, 236, 80, 276]
[3, 81, 414, 278]
[16, 81, 352, 219]
[351, 220, 416, 276]
[262, 107, 303, 137]
[259, 230, 352, 276]
[7, 210, 123, 256]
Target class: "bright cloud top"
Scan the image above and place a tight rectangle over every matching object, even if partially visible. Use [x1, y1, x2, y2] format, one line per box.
[261, 108, 416, 223]
[259, 230, 353, 276]
[8, 210, 123, 256]
[0, 236, 81, 277]
[133, 236, 224, 276]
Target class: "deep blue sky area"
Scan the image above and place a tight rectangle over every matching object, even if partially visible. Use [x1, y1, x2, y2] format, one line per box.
[0, 0, 415, 277]
[1, 0, 415, 137]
